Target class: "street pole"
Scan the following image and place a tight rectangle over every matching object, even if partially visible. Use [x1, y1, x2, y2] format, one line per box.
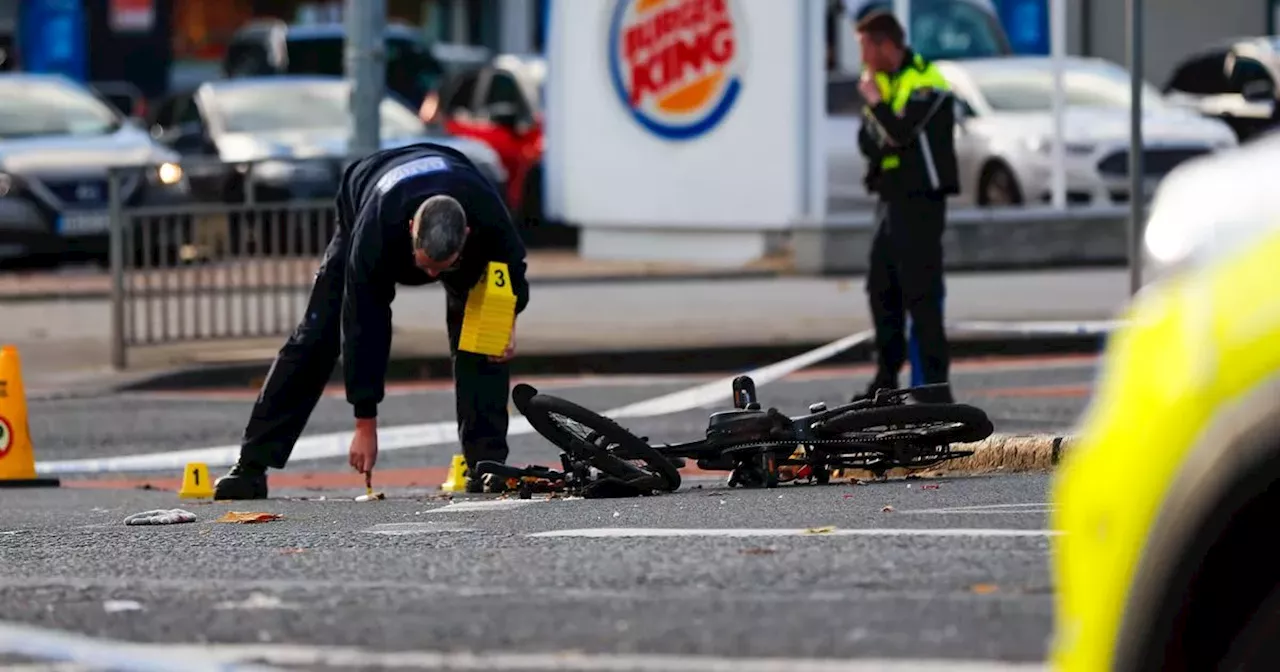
[346, 0, 385, 159]
[1050, 0, 1066, 210]
[1127, 0, 1144, 295]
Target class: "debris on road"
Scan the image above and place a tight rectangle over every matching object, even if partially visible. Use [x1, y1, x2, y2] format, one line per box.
[216, 511, 283, 524]
[214, 592, 297, 611]
[123, 509, 197, 526]
[355, 492, 386, 502]
[103, 600, 143, 613]
[971, 583, 1000, 594]
[804, 526, 836, 535]
[881, 505, 896, 512]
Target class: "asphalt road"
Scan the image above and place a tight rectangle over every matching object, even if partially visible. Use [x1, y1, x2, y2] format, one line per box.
[2, 355, 1094, 671]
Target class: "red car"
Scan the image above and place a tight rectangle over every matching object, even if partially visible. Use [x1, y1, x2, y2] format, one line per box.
[435, 54, 573, 247]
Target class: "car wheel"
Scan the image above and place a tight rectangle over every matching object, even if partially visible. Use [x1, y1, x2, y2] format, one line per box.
[1216, 578, 1280, 670]
[978, 161, 1023, 206]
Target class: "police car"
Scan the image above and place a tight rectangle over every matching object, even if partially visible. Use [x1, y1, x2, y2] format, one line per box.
[1050, 129, 1280, 670]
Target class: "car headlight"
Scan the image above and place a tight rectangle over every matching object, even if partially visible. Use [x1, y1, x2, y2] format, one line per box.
[156, 162, 183, 186]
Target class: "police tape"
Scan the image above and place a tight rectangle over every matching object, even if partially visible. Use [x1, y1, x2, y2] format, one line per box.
[34, 320, 1119, 475]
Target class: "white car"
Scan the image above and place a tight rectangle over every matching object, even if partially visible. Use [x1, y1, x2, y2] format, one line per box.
[826, 56, 1239, 210]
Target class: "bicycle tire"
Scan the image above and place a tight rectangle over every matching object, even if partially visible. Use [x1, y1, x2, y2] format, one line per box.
[472, 461, 560, 482]
[818, 403, 994, 444]
[521, 392, 682, 492]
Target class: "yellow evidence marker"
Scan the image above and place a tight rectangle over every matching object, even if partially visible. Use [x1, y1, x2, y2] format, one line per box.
[440, 454, 468, 492]
[457, 261, 517, 357]
[179, 462, 214, 499]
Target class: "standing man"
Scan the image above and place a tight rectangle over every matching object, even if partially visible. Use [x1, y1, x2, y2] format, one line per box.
[213, 142, 530, 500]
[852, 10, 960, 404]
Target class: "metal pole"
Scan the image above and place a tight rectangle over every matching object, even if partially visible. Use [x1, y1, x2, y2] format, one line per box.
[1050, 0, 1066, 210]
[108, 169, 126, 370]
[346, 0, 385, 159]
[1127, 0, 1144, 295]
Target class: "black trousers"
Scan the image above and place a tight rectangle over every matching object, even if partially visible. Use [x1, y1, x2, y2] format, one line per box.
[865, 195, 951, 392]
[236, 227, 511, 471]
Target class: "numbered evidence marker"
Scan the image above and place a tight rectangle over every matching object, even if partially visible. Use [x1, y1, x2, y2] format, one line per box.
[179, 462, 214, 499]
[457, 261, 517, 357]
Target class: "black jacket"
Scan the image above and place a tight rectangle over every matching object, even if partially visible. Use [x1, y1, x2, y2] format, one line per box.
[336, 142, 529, 419]
[858, 49, 960, 199]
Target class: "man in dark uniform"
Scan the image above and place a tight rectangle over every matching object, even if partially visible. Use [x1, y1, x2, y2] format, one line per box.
[852, 10, 960, 404]
[212, 142, 530, 499]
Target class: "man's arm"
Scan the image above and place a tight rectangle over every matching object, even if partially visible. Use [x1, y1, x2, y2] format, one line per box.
[342, 205, 395, 420]
[865, 87, 949, 149]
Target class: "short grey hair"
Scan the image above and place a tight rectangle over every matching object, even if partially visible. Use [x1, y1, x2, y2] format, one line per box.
[411, 195, 467, 260]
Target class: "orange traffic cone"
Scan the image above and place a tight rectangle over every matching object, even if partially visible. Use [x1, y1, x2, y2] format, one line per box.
[0, 346, 59, 488]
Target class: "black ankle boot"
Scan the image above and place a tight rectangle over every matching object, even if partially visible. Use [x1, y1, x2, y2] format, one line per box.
[213, 461, 269, 500]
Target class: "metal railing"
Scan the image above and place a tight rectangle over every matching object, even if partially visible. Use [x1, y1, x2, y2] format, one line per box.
[107, 163, 339, 368]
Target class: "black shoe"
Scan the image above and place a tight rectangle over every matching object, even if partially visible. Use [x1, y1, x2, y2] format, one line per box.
[213, 462, 268, 500]
[464, 468, 485, 493]
[911, 384, 955, 404]
[852, 380, 897, 403]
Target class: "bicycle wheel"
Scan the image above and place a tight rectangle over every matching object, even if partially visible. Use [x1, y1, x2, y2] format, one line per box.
[818, 403, 994, 445]
[520, 392, 682, 492]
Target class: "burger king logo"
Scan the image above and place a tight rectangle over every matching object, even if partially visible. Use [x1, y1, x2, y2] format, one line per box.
[608, 0, 748, 141]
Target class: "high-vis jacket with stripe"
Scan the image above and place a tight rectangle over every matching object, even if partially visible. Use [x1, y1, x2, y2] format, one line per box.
[858, 49, 960, 199]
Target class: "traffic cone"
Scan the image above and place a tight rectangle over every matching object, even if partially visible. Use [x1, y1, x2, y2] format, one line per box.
[0, 346, 59, 488]
[440, 454, 468, 492]
[178, 462, 214, 499]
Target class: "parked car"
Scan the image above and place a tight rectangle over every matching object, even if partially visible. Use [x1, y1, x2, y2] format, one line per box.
[836, 0, 1012, 68]
[1049, 143, 1280, 672]
[0, 73, 190, 267]
[222, 19, 451, 114]
[827, 56, 1239, 210]
[436, 53, 559, 242]
[1162, 36, 1280, 144]
[144, 76, 507, 204]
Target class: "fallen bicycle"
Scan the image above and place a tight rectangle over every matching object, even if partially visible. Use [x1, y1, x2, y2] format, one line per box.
[510, 375, 994, 491]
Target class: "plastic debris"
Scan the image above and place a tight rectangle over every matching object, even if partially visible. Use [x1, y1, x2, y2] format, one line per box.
[355, 492, 386, 502]
[124, 509, 197, 526]
[216, 511, 283, 524]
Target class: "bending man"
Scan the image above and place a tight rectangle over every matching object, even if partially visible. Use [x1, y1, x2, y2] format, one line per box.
[213, 142, 530, 499]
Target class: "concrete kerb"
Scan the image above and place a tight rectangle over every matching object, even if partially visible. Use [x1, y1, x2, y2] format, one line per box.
[829, 433, 1075, 481]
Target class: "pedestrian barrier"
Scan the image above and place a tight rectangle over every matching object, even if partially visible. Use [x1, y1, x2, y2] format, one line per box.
[106, 162, 339, 368]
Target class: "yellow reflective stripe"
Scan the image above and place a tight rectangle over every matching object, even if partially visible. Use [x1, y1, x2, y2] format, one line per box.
[881, 155, 900, 170]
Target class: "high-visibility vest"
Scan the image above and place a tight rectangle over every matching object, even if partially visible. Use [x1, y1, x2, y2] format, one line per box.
[873, 53, 951, 171]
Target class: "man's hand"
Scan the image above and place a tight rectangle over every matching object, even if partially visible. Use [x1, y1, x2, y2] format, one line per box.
[489, 322, 517, 363]
[859, 72, 883, 106]
[349, 419, 378, 473]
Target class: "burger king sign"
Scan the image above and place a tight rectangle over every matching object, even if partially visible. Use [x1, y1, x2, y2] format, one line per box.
[608, 0, 748, 141]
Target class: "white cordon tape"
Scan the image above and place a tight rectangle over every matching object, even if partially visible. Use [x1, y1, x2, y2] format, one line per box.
[35, 320, 1119, 475]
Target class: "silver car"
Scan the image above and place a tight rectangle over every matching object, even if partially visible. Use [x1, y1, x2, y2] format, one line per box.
[0, 73, 191, 266]
[827, 56, 1239, 210]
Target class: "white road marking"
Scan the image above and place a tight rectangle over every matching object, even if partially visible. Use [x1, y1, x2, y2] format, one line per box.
[424, 499, 545, 513]
[0, 620, 278, 671]
[897, 503, 1054, 515]
[33, 331, 875, 475]
[362, 523, 478, 535]
[528, 527, 1059, 538]
[33, 318, 1108, 476]
[0, 620, 1048, 671]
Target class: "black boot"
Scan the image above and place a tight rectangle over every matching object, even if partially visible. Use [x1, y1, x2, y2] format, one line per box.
[213, 461, 269, 500]
[911, 383, 955, 405]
